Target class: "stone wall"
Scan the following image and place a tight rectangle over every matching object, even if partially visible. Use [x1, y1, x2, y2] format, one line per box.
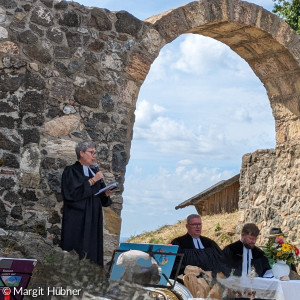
[0, 0, 300, 262]
[0, 0, 163, 262]
[239, 145, 300, 246]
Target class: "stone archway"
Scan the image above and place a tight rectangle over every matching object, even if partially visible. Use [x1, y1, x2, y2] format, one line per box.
[145, 0, 300, 146]
[142, 0, 300, 242]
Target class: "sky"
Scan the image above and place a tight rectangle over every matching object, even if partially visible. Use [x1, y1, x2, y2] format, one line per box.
[75, 0, 277, 238]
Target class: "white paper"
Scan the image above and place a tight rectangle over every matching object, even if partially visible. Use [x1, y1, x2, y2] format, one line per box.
[95, 182, 118, 195]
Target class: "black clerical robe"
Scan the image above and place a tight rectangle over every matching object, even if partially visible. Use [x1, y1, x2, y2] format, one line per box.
[222, 240, 271, 277]
[60, 161, 112, 266]
[171, 233, 220, 250]
[170, 233, 229, 278]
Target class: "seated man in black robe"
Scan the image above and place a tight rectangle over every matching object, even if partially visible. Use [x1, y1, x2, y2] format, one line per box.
[170, 214, 228, 279]
[223, 223, 272, 278]
[60, 141, 112, 267]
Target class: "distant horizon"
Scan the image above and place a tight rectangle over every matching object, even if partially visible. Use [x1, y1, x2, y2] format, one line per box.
[120, 236, 129, 243]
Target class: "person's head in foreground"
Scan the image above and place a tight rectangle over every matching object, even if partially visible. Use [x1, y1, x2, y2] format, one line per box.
[241, 223, 259, 249]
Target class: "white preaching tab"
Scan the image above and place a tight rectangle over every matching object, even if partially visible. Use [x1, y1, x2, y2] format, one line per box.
[242, 246, 252, 277]
[193, 238, 204, 249]
[83, 165, 89, 177]
[83, 165, 96, 177]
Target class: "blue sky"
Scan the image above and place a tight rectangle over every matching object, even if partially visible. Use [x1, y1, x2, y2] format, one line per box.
[76, 0, 276, 238]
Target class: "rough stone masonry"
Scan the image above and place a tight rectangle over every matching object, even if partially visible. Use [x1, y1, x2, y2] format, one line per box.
[0, 0, 300, 263]
[0, 0, 160, 262]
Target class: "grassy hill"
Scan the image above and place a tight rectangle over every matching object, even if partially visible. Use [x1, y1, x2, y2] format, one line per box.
[126, 211, 240, 249]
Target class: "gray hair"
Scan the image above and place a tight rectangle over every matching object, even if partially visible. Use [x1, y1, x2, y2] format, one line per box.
[75, 141, 96, 159]
[186, 214, 201, 224]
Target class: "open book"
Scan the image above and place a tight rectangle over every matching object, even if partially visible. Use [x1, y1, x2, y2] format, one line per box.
[95, 182, 118, 195]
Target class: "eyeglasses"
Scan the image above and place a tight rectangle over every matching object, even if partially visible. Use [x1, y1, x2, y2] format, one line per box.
[188, 223, 202, 227]
[85, 151, 97, 156]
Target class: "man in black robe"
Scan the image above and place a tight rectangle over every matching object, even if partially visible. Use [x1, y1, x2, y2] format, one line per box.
[222, 223, 272, 300]
[222, 223, 272, 278]
[60, 141, 112, 267]
[170, 214, 228, 278]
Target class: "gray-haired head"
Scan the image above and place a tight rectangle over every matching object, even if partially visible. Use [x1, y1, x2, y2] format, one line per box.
[186, 214, 201, 224]
[75, 141, 96, 159]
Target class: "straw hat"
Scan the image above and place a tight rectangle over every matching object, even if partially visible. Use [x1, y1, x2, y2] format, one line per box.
[269, 227, 285, 238]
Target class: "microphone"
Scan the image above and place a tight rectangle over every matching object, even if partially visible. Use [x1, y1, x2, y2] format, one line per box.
[91, 162, 105, 185]
[92, 162, 99, 172]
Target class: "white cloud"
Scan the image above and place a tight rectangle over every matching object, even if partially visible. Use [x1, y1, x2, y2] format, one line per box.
[133, 166, 143, 174]
[178, 159, 193, 165]
[232, 107, 252, 122]
[135, 99, 165, 127]
[121, 164, 238, 236]
[135, 115, 217, 156]
[145, 49, 174, 83]
[173, 35, 223, 74]
[149, 117, 193, 141]
[172, 35, 248, 76]
[144, 34, 252, 86]
[125, 164, 236, 207]
[132, 98, 274, 164]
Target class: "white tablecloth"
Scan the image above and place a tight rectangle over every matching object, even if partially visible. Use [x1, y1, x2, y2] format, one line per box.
[217, 276, 300, 300]
[279, 280, 300, 300]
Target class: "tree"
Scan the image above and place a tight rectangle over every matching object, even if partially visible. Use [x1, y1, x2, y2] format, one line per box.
[272, 0, 300, 34]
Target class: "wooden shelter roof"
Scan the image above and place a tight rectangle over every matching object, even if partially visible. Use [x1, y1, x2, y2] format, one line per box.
[175, 174, 240, 210]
